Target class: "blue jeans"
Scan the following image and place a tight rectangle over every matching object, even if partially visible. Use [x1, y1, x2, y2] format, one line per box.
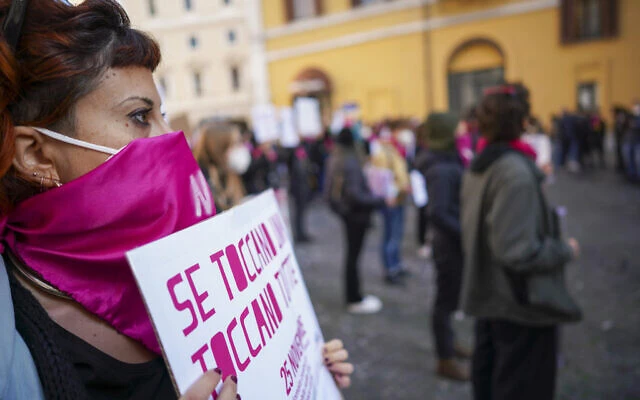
[381, 205, 405, 274]
[622, 138, 640, 180]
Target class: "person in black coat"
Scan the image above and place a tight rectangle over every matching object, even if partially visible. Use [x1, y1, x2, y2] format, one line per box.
[325, 127, 385, 314]
[416, 113, 470, 381]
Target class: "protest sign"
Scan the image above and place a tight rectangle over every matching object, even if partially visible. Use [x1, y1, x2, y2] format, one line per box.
[252, 105, 280, 144]
[294, 97, 322, 138]
[364, 165, 397, 200]
[409, 170, 428, 208]
[280, 107, 300, 148]
[126, 190, 341, 400]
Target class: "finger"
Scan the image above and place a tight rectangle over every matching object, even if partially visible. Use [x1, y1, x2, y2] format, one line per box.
[323, 339, 344, 355]
[324, 349, 348, 364]
[334, 374, 351, 389]
[327, 362, 354, 376]
[217, 375, 238, 400]
[180, 369, 222, 400]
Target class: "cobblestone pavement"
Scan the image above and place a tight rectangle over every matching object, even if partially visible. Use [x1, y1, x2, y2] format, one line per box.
[293, 168, 640, 400]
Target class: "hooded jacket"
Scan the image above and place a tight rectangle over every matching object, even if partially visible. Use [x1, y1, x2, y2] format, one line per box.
[460, 143, 578, 325]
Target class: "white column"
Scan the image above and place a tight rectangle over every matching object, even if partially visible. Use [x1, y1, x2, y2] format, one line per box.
[246, 0, 271, 106]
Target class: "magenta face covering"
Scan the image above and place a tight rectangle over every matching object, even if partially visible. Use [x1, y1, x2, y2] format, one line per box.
[0, 131, 216, 354]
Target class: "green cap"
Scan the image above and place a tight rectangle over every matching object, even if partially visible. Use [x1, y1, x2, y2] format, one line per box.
[424, 112, 459, 151]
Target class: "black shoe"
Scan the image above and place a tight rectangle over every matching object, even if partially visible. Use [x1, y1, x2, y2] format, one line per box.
[384, 272, 406, 286]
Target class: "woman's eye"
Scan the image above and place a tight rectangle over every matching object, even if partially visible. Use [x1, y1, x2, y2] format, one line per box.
[129, 109, 151, 126]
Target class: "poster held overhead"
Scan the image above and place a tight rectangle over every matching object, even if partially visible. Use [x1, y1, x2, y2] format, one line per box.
[126, 190, 341, 400]
[280, 107, 300, 148]
[294, 97, 323, 139]
[251, 104, 280, 144]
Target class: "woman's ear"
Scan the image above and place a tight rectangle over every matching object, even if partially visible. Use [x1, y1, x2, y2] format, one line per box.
[12, 126, 61, 187]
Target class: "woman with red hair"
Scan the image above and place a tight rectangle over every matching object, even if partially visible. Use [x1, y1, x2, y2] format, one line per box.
[0, 1, 352, 398]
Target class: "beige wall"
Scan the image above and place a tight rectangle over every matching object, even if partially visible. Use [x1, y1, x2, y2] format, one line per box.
[125, 0, 254, 130]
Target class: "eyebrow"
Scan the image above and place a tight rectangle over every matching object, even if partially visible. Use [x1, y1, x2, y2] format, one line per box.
[116, 96, 155, 108]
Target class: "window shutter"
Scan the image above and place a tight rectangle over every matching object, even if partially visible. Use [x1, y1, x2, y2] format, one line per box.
[601, 0, 619, 38]
[284, 0, 294, 22]
[315, 0, 323, 16]
[560, 0, 577, 44]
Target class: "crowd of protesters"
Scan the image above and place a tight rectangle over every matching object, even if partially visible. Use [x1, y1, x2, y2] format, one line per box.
[2, 2, 635, 400]
[189, 81, 640, 399]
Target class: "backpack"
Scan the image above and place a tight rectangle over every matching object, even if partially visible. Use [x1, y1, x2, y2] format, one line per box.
[324, 157, 349, 216]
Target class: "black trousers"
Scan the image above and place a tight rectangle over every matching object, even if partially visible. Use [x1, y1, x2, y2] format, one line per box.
[342, 216, 368, 304]
[472, 319, 558, 400]
[417, 206, 429, 246]
[431, 236, 463, 359]
[293, 194, 309, 239]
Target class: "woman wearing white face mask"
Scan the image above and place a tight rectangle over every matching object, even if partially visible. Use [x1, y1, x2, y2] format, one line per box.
[193, 121, 251, 212]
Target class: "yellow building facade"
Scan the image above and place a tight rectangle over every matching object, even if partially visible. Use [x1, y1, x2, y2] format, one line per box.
[262, 0, 640, 125]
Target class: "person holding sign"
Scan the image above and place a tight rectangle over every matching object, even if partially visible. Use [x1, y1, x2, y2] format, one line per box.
[0, 1, 352, 399]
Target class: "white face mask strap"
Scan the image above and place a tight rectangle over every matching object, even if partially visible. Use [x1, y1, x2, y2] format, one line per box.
[32, 127, 118, 155]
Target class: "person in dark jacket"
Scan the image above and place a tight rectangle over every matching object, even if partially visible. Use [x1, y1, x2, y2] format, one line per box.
[461, 84, 581, 400]
[326, 127, 385, 314]
[612, 106, 630, 173]
[416, 113, 470, 381]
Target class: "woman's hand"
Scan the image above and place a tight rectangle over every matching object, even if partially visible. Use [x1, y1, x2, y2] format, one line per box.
[179, 369, 239, 400]
[323, 339, 354, 389]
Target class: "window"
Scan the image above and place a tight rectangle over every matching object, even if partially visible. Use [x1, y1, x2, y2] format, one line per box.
[228, 30, 236, 44]
[448, 68, 505, 114]
[223, 0, 231, 4]
[284, 0, 322, 21]
[189, 35, 198, 49]
[193, 71, 202, 97]
[561, 0, 618, 44]
[148, 0, 156, 16]
[577, 82, 598, 112]
[231, 67, 240, 91]
[351, 0, 385, 6]
[185, 0, 192, 11]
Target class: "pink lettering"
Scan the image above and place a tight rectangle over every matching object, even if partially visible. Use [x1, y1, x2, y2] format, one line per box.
[211, 250, 234, 301]
[166, 273, 198, 337]
[227, 318, 250, 372]
[185, 264, 216, 323]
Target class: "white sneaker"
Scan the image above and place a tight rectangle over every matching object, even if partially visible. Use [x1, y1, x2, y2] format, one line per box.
[347, 295, 383, 314]
[417, 245, 432, 259]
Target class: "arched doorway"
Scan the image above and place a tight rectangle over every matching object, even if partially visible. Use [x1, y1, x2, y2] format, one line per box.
[290, 67, 333, 127]
[447, 38, 505, 114]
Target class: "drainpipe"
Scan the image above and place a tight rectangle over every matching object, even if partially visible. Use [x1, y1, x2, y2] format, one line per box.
[422, 0, 435, 117]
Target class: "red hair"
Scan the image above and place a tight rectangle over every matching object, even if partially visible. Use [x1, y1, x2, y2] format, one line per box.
[0, 0, 161, 213]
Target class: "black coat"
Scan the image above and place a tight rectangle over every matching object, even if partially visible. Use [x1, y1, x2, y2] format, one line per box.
[327, 149, 384, 223]
[416, 150, 463, 261]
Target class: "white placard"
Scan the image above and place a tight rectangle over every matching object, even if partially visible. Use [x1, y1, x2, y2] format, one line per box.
[409, 170, 428, 208]
[280, 108, 300, 148]
[126, 190, 341, 400]
[294, 97, 323, 138]
[329, 109, 346, 135]
[364, 165, 397, 200]
[252, 105, 280, 144]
